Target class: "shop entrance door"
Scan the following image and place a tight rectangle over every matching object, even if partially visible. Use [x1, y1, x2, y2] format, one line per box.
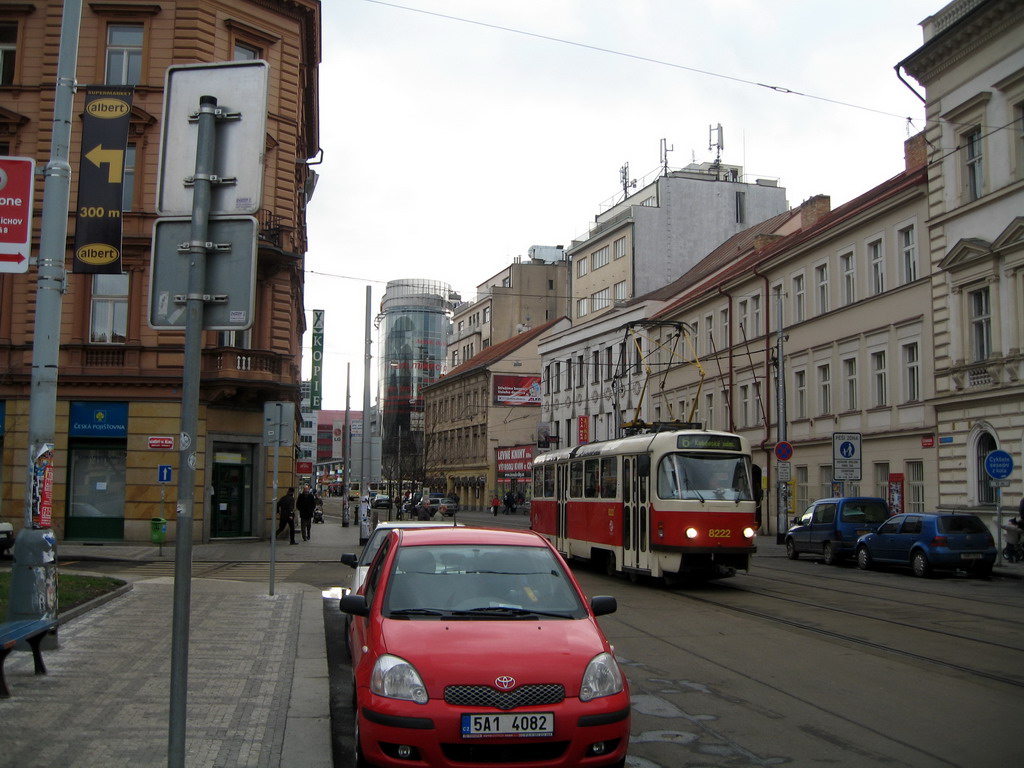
[211, 462, 252, 537]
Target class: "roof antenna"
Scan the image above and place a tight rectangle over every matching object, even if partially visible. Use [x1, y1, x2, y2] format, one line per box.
[709, 123, 724, 166]
[619, 162, 636, 201]
[660, 138, 674, 176]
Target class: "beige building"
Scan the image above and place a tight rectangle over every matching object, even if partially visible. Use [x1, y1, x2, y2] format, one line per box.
[425, 317, 570, 510]
[0, 0, 320, 543]
[447, 246, 568, 370]
[898, 0, 1024, 517]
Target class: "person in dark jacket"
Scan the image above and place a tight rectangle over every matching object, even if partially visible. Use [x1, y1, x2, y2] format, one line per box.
[276, 488, 297, 544]
[296, 485, 317, 541]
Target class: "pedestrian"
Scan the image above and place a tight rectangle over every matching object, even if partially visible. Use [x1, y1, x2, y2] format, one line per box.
[296, 485, 316, 540]
[1001, 517, 1023, 563]
[491, 494, 501, 516]
[416, 498, 431, 521]
[276, 487, 297, 545]
[504, 491, 516, 515]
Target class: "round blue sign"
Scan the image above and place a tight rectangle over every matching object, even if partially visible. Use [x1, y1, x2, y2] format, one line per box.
[774, 441, 793, 462]
[984, 450, 1014, 480]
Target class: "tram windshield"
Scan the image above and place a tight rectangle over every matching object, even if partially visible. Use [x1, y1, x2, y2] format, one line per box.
[657, 452, 753, 501]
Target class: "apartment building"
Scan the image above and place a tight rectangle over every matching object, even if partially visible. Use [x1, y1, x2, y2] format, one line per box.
[425, 317, 569, 509]
[0, 1, 320, 543]
[447, 245, 567, 370]
[898, 0, 1024, 514]
[567, 162, 788, 324]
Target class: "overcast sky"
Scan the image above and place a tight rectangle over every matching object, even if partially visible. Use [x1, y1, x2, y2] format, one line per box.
[304, 0, 941, 410]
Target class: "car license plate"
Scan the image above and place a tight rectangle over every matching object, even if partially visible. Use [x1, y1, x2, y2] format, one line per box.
[461, 712, 554, 738]
[960, 553, 982, 560]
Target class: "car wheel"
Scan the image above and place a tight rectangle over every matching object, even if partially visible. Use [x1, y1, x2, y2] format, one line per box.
[822, 541, 837, 565]
[911, 550, 931, 578]
[785, 539, 799, 560]
[856, 545, 872, 570]
[354, 693, 372, 768]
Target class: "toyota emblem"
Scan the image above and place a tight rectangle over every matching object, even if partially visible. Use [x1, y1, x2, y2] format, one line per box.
[494, 676, 516, 690]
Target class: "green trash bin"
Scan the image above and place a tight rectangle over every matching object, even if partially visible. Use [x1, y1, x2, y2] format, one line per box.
[150, 517, 167, 545]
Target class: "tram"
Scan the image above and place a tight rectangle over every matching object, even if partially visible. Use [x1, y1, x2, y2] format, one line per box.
[531, 427, 761, 582]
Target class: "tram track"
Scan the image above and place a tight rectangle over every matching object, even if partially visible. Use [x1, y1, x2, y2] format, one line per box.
[656, 571, 1024, 690]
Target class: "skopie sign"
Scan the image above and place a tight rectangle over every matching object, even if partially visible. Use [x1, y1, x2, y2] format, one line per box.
[0, 156, 35, 273]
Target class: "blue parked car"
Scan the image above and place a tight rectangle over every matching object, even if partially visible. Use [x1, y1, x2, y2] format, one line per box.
[855, 512, 996, 578]
[785, 497, 891, 565]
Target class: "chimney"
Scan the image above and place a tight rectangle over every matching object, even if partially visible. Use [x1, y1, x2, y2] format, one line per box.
[754, 234, 784, 250]
[799, 195, 831, 229]
[904, 132, 927, 171]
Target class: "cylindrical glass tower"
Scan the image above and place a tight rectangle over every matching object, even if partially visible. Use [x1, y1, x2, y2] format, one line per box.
[377, 279, 456, 492]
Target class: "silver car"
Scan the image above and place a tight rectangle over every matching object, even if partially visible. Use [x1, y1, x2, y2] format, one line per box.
[340, 520, 462, 595]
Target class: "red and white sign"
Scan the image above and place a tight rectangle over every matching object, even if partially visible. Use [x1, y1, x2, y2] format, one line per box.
[921, 435, 935, 448]
[0, 156, 35, 273]
[296, 461, 313, 475]
[148, 436, 175, 450]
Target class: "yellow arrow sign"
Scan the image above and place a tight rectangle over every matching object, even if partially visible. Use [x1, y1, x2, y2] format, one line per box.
[85, 145, 124, 184]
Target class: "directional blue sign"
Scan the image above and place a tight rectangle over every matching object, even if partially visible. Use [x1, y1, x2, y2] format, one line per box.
[158, 464, 173, 483]
[984, 450, 1013, 480]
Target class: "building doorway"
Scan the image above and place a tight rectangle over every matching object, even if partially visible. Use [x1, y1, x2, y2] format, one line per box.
[211, 444, 253, 537]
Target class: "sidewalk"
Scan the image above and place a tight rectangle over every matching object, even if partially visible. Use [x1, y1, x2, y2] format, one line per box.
[1, 498, 362, 768]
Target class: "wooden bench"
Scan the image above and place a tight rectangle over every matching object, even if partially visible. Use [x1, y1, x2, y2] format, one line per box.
[0, 618, 58, 698]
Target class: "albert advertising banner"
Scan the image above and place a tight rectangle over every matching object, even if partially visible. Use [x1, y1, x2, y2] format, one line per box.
[493, 374, 542, 406]
[73, 86, 133, 274]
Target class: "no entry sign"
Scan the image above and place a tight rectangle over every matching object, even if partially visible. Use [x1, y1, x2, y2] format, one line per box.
[0, 156, 35, 273]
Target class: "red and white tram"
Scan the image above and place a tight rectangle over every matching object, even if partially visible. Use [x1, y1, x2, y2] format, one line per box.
[531, 428, 761, 582]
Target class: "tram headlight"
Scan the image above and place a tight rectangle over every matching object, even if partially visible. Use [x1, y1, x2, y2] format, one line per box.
[685, 527, 699, 539]
[743, 527, 756, 539]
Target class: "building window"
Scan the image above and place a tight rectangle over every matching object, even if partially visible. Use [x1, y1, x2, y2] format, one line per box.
[871, 350, 887, 407]
[815, 264, 829, 315]
[874, 462, 890, 500]
[737, 300, 748, 337]
[576, 256, 588, 278]
[795, 465, 809, 513]
[483, 306, 490, 323]
[105, 25, 143, 85]
[614, 280, 627, 302]
[591, 350, 600, 384]
[591, 245, 610, 270]
[900, 226, 917, 284]
[739, 385, 750, 427]
[902, 342, 920, 402]
[565, 359, 573, 390]
[794, 370, 806, 419]
[576, 297, 588, 318]
[604, 347, 613, 381]
[0, 22, 16, 85]
[720, 308, 729, 346]
[704, 314, 714, 354]
[234, 42, 261, 60]
[869, 239, 884, 295]
[551, 362, 560, 393]
[976, 432, 997, 504]
[453, 350, 460, 367]
[502, 276, 511, 288]
[752, 381, 761, 425]
[122, 143, 136, 212]
[964, 127, 984, 201]
[613, 236, 626, 259]
[591, 287, 610, 312]
[793, 274, 805, 323]
[704, 391, 714, 429]
[969, 287, 992, 362]
[817, 364, 831, 415]
[840, 251, 855, 305]
[218, 329, 251, 349]
[750, 294, 761, 336]
[735, 191, 746, 224]
[906, 460, 924, 514]
[576, 355, 585, 388]
[90, 274, 129, 344]
[843, 357, 857, 411]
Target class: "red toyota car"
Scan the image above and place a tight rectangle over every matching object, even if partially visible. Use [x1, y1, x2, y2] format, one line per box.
[340, 526, 630, 768]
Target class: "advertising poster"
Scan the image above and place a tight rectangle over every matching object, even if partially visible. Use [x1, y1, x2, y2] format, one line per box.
[494, 374, 542, 406]
[496, 445, 534, 480]
[32, 443, 54, 528]
[888, 473, 905, 515]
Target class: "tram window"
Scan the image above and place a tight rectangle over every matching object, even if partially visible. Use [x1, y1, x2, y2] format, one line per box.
[569, 461, 583, 498]
[533, 466, 544, 498]
[584, 459, 599, 498]
[600, 457, 617, 498]
[544, 466, 555, 497]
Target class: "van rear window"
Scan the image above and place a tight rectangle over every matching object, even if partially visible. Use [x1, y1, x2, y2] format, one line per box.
[840, 502, 889, 524]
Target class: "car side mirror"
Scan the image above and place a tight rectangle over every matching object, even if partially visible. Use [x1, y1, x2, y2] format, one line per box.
[341, 553, 358, 568]
[339, 594, 369, 616]
[590, 595, 617, 616]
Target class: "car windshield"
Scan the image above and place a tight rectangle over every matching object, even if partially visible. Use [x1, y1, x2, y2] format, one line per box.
[937, 515, 987, 534]
[657, 453, 753, 501]
[840, 501, 889, 524]
[384, 544, 586, 619]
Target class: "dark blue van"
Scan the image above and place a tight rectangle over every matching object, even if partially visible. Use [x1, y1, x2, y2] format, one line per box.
[785, 497, 890, 565]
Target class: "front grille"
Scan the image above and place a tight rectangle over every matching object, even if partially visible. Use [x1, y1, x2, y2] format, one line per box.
[444, 684, 565, 710]
[441, 741, 570, 763]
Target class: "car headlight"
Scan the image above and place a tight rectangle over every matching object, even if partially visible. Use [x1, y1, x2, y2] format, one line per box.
[370, 654, 428, 704]
[580, 652, 624, 702]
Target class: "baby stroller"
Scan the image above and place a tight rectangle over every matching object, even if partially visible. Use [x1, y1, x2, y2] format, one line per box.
[312, 497, 324, 524]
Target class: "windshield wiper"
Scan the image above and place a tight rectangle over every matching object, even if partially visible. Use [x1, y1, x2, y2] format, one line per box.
[389, 608, 445, 616]
[450, 606, 574, 619]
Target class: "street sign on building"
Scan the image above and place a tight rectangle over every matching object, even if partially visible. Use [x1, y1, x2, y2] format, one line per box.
[156, 60, 268, 216]
[0, 156, 35, 273]
[833, 432, 862, 481]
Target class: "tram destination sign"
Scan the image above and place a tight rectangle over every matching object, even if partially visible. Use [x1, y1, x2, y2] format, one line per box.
[676, 434, 743, 451]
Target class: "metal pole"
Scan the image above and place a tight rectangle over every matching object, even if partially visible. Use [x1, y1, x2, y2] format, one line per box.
[269, 403, 280, 595]
[775, 289, 787, 544]
[360, 286, 373, 536]
[168, 94, 219, 768]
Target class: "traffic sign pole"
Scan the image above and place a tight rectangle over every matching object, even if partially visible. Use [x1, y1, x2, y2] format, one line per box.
[985, 450, 1014, 567]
